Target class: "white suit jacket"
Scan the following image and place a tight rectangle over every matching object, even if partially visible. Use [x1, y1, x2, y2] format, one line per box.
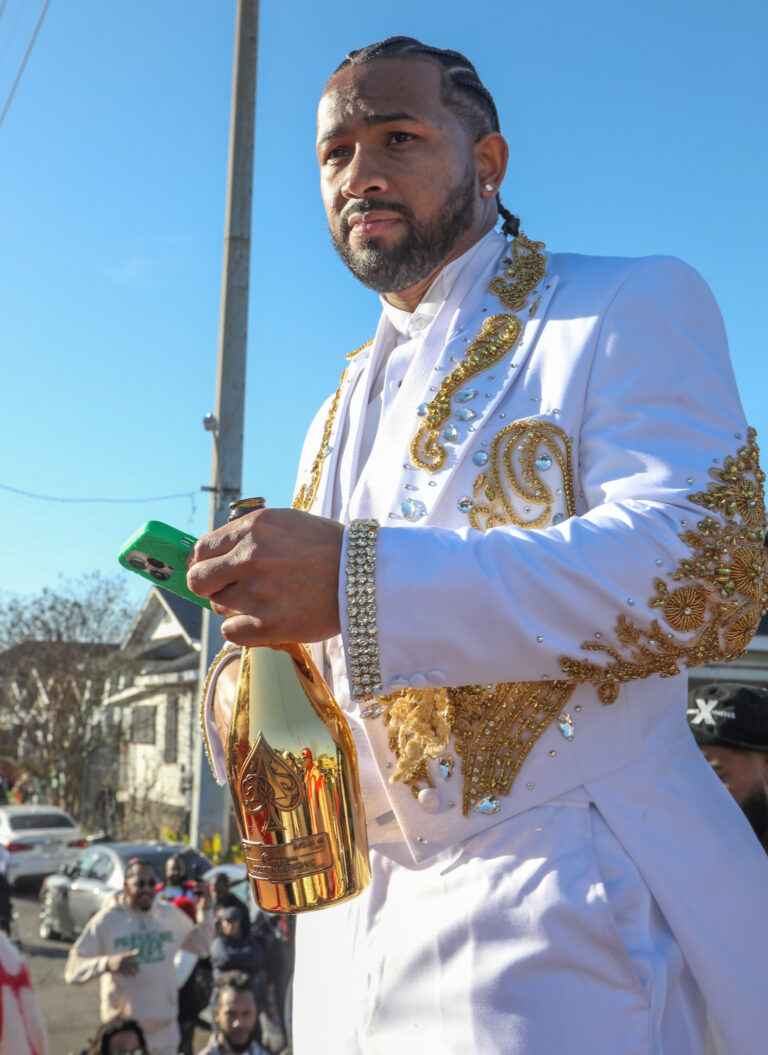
[205, 234, 768, 1053]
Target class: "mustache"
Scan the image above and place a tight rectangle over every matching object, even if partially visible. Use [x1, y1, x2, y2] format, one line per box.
[339, 198, 413, 229]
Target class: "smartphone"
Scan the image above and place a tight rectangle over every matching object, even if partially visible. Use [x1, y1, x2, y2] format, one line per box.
[118, 520, 211, 610]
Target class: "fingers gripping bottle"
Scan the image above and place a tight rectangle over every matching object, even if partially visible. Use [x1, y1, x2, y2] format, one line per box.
[224, 498, 370, 913]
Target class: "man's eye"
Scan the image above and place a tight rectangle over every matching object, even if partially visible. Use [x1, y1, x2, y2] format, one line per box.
[325, 146, 349, 162]
[389, 132, 414, 145]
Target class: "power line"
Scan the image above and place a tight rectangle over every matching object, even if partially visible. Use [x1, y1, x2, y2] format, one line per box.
[0, 482, 197, 505]
[0, 0, 51, 131]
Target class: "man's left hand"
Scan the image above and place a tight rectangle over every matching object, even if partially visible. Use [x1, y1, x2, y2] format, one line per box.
[186, 507, 344, 645]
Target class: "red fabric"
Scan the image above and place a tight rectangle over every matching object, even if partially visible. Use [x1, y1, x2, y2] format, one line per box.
[0, 943, 47, 1055]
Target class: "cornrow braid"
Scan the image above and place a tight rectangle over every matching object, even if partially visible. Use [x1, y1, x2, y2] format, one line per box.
[333, 36, 520, 238]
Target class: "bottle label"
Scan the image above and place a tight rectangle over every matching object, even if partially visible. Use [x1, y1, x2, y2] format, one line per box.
[242, 833, 333, 881]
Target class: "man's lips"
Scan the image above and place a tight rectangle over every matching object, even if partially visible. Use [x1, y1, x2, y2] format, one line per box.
[347, 211, 403, 237]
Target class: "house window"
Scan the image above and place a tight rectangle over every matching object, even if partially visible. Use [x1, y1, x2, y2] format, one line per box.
[164, 696, 179, 763]
[131, 705, 156, 744]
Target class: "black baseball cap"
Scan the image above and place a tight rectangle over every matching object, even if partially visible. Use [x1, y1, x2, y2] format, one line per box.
[687, 682, 768, 751]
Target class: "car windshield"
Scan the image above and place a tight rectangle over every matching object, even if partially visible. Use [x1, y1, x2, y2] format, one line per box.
[8, 813, 75, 831]
[114, 846, 209, 877]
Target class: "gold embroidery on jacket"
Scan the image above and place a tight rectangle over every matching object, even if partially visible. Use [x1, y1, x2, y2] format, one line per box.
[409, 233, 547, 473]
[559, 428, 768, 704]
[469, 420, 576, 531]
[292, 339, 373, 513]
[381, 681, 576, 816]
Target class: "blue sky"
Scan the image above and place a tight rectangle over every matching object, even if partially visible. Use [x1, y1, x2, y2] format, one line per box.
[0, 0, 765, 610]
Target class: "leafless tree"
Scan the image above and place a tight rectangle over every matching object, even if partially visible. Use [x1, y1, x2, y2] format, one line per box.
[0, 573, 137, 817]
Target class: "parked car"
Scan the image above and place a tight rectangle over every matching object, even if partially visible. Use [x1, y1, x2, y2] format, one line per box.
[38, 841, 210, 941]
[0, 805, 87, 887]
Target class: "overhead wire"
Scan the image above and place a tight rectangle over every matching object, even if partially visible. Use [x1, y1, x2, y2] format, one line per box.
[0, 0, 52, 131]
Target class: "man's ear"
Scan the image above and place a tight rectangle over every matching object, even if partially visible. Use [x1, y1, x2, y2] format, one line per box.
[475, 132, 508, 193]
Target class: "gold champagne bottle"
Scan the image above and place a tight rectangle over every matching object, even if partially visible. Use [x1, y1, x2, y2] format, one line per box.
[224, 498, 370, 913]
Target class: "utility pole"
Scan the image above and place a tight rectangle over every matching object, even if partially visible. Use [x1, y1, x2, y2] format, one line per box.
[190, 0, 259, 848]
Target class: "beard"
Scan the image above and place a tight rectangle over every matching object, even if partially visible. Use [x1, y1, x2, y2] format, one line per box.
[740, 784, 768, 846]
[329, 163, 477, 293]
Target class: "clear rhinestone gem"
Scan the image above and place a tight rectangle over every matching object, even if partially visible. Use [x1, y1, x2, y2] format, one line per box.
[442, 424, 458, 442]
[627, 598, 635, 606]
[536, 634, 544, 642]
[535, 455, 552, 471]
[473, 451, 489, 466]
[456, 388, 478, 403]
[360, 703, 384, 719]
[456, 407, 476, 422]
[457, 496, 473, 513]
[417, 403, 428, 417]
[401, 498, 416, 520]
[557, 712, 575, 740]
[553, 513, 565, 525]
[474, 795, 500, 815]
[404, 483, 418, 491]
[438, 754, 455, 780]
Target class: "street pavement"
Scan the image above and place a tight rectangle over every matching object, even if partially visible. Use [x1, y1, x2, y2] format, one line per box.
[13, 886, 211, 1055]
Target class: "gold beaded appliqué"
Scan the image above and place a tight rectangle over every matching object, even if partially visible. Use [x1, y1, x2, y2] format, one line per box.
[381, 681, 576, 816]
[292, 339, 373, 513]
[469, 420, 575, 531]
[409, 233, 546, 473]
[560, 428, 768, 704]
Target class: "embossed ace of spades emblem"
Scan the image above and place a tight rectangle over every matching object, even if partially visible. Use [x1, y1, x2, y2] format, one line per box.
[239, 733, 303, 832]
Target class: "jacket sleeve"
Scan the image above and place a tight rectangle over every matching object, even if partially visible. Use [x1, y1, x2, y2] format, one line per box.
[64, 915, 110, 984]
[358, 257, 767, 697]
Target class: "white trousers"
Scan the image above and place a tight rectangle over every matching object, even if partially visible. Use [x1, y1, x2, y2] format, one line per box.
[292, 797, 707, 1054]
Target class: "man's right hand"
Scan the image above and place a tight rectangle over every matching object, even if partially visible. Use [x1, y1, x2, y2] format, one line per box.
[106, 950, 140, 976]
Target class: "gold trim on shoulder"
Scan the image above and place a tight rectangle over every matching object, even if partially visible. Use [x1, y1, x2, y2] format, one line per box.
[409, 233, 547, 474]
[469, 419, 575, 531]
[560, 428, 768, 704]
[200, 642, 240, 780]
[293, 339, 373, 513]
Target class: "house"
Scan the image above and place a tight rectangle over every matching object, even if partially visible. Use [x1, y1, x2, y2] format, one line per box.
[99, 587, 204, 841]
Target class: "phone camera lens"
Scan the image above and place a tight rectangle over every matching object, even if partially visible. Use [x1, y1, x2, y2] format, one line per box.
[128, 557, 145, 570]
[150, 569, 171, 581]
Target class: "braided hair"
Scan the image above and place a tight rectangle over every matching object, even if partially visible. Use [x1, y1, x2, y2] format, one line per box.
[332, 37, 520, 238]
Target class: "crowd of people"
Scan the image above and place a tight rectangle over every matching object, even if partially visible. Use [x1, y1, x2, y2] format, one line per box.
[0, 853, 294, 1055]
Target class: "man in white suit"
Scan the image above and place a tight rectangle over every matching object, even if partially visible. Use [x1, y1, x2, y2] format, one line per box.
[187, 37, 768, 1055]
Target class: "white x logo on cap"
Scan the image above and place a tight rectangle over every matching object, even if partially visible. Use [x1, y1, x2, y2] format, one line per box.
[689, 697, 720, 726]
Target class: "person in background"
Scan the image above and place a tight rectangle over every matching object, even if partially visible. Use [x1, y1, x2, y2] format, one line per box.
[0, 927, 48, 1055]
[64, 858, 213, 1055]
[209, 872, 249, 934]
[687, 682, 768, 852]
[199, 972, 270, 1055]
[210, 907, 266, 1001]
[87, 1016, 149, 1055]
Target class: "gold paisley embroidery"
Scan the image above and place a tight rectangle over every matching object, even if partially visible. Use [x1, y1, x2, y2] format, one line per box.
[409, 233, 547, 474]
[488, 232, 547, 310]
[559, 428, 768, 704]
[469, 420, 576, 531]
[292, 340, 373, 513]
[380, 680, 575, 816]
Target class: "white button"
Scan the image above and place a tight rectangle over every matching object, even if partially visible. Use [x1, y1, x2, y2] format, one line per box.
[409, 673, 428, 690]
[426, 669, 446, 687]
[417, 788, 441, 813]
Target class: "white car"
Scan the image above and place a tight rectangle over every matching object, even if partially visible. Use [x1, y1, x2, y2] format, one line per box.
[0, 805, 87, 886]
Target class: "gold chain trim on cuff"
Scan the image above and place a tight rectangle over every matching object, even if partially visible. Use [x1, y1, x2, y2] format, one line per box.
[199, 643, 240, 780]
[559, 428, 768, 704]
[345, 519, 382, 701]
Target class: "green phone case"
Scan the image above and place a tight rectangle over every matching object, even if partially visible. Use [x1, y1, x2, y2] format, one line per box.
[118, 520, 211, 610]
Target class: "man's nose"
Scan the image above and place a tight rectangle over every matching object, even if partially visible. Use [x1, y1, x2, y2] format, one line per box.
[341, 147, 388, 199]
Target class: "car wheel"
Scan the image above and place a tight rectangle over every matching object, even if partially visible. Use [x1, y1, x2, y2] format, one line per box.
[39, 891, 60, 941]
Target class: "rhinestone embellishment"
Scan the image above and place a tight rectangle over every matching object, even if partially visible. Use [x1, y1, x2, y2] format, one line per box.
[474, 795, 501, 815]
[442, 424, 458, 442]
[438, 754, 455, 780]
[473, 451, 489, 466]
[457, 496, 473, 513]
[535, 455, 552, 471]
[456, 407, 477, 422]
[556, 712, 575, 740]
[360, 702, 385, 719]
[456, 388, 478, 403]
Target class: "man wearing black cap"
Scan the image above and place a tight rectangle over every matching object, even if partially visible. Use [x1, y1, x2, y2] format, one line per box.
[688, 683, 768, 852]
